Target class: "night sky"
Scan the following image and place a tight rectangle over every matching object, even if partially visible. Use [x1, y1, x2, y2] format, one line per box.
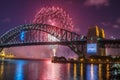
[0, 0, 120, 38]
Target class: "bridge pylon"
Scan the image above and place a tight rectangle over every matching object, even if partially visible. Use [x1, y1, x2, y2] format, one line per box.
[86, 25, 106, 57]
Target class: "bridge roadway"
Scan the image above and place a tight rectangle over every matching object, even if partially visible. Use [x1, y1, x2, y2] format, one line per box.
[98, 39, 120, 48]
[0, 39, 120, 48]
[98, 39, 120, 44]
[0, 40, 86, 48]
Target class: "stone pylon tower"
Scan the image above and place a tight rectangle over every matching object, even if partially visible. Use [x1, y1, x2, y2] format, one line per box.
[86, 25, 106, 56]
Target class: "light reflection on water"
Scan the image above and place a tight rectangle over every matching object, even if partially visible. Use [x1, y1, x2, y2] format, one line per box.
[80, 63, 83, 80]
[98, 64, 102, 80]
[86, 64, 98, 80]
[14, 60, 25, 80]
[0, 59, 111, 80]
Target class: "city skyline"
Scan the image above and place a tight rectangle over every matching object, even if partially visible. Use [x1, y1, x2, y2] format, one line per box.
[0, 0, 120, 38]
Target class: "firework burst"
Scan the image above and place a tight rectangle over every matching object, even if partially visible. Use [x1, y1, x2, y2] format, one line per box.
[33, 6, 74, 57]
[33, 6, 74, 31]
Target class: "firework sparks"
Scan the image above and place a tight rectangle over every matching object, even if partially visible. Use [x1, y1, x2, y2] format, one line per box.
[33, 6, 74, 31]
[33, 6, 74, 57]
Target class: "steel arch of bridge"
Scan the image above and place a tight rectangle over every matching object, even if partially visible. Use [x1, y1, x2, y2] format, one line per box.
[0, 23, 86, 56]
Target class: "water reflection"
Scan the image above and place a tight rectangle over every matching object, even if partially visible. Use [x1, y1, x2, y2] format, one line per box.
[0, 59, 113, 80]
[0, 58, 4, 80]
[67, 63, 70, 79]
[86, 64, 98, 80]
[14, 60, 26, 80]
[80, 63, 83, 80]
[98, 64, 102, 80]
[24, 60, 69, 80]
[73, 64, 77, 80]
[106, 64, 110, 80]
[25, 61, 39, 80]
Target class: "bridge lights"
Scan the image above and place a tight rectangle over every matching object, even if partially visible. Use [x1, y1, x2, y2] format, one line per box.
[80, 58, 84, 62]
[91, 37, 93, 41]
[81, 35, 84, 40]
[97, 38, 101, 40]
[90, 59, 94, 62]
[106, 59, 109, 62]
[20, 31, 25, 41]
[98, 59, 101, 62]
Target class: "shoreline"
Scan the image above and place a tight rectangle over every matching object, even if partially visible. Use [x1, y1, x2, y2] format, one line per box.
[0, 57, 120, 64]
[0, 57, 51, 61]
[51, 60, 120, 64]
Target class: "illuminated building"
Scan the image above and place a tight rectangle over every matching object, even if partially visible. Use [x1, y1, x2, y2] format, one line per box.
[0, 51, 15, 58]
[86, 25, 106, 57]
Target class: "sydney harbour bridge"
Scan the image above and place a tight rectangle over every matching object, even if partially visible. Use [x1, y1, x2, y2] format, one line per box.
[0, 6, 120, 57]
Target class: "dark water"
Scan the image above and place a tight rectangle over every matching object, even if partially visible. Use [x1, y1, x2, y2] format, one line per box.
[0, 58, 111, 80]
